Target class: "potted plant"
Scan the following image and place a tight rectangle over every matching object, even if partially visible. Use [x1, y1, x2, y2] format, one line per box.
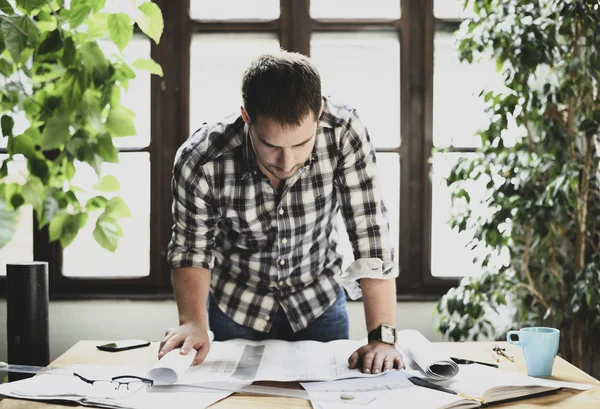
[435, 0, 600, 373]
[0, 0, 163, 251]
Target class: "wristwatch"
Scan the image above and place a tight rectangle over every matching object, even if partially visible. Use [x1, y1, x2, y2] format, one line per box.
[368, 324, 397, 345]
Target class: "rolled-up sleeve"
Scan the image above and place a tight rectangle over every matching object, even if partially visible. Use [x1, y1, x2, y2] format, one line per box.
[167, 144, 216, 271]
[334, 111, 398, 299]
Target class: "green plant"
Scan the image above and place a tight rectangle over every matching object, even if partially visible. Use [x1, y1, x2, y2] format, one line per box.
[435, 0, 600, 370]
[0, 0, 163, 251]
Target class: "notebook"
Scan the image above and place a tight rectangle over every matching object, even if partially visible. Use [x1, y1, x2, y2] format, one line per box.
[423, 364, 595, 408]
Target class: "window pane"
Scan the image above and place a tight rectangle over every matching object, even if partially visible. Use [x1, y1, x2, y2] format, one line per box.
[190, 0, 279, 20]
[339, 153, 400, 271]
[62, 153, 150, 278]
[433, 31, 507, 148]
[311, 32, 400, 149]
[189, 33, 280, 133]
[99, 37, 151, 149]
[311, 0, 400, 19]
[430, 152, 508, 277]
[434, 0, 476, 19]
[0, 156, 33, 276]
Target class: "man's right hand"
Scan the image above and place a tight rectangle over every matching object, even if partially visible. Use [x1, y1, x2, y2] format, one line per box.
[158, 322, 211, 366]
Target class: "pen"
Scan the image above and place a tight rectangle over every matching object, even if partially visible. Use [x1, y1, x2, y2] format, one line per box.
[408, 377, 457, 395]
[450, 357, 499, 368]
[409, 377, 485, 403]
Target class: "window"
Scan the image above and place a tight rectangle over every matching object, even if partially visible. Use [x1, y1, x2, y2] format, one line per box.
[1, 0, 487, 298]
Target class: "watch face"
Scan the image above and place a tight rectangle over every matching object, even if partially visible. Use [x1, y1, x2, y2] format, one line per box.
[381, 325, 396, 344]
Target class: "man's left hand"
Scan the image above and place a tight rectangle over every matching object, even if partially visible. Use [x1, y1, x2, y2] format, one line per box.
[348, 341, 404, 374]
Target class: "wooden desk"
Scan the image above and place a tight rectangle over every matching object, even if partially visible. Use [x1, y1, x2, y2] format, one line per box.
[1, 341, 599, 408]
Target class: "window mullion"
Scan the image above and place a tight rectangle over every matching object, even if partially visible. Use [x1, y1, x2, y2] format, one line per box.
[280, 0, 311, 55]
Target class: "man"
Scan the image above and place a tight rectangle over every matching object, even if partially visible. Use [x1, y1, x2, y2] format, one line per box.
[159, 51, 403, 375]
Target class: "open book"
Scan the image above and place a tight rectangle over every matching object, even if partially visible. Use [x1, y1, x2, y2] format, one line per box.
[424, 364, 595, 409]
[147, 330, 458, 385]
[300, 364, 595, 409]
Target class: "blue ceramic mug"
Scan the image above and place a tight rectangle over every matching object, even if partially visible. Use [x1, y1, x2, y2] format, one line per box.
[507, 327, 560, 377]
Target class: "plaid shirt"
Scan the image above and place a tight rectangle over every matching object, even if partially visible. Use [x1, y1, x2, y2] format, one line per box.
[168, 97, 397, 333]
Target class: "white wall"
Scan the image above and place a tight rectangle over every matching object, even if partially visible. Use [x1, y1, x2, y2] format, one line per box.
[0, 300, 441, 362]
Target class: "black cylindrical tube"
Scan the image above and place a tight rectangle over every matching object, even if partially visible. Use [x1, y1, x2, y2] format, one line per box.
[6, 262, 50, 381]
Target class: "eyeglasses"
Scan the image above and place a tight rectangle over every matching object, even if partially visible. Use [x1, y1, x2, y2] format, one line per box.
[73, 372, 153, 397]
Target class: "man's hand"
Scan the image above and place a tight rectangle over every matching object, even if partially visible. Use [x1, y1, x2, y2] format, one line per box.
[348, 341, 404, 374]
[158, 322, 211, 366]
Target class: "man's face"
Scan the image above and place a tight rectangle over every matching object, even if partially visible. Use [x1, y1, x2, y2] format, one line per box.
[247, 113, 318, 181]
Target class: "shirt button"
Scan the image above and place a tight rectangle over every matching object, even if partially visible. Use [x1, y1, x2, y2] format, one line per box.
[279, 209, 284, 215]
[281, 238, 288, 244]
[279, 281, 285, 287]
[279, 259, 286, 266]
[265, 315, 270, 321]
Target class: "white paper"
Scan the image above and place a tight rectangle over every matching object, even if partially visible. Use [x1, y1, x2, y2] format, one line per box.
[301, 371, 471, 409]
[147, 349, 195, 385]
[146, 331, 459, 386]
[0, 372, 230, 409]
[175, 338, 390, 384]
[396, 329, 459, 380]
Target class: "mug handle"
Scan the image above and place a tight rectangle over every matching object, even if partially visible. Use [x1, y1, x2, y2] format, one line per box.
[506, 330, 520, 345]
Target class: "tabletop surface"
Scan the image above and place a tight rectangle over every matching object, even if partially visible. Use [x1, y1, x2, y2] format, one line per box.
[0, 340, 599, 408]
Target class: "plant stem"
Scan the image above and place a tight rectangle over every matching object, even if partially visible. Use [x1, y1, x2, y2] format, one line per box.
[520, 226, 550, 310]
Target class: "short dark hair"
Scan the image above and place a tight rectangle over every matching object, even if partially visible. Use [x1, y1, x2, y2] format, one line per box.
[241, 51, 322, 127]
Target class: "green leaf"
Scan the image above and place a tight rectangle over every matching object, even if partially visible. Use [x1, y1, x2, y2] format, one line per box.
[105, 105, 136, 137]
[87, 12, 109, 38]
[96, 133, 119, 163]
[1, 16, 27, 62]
[0, 160, 8, 178]
[16, 0, 46, 11]
[60, 213, 88, 248]
[13, 127, 40, 158]
[107, 13, 133, 51]
[0, 0, 15, 15]
[69, 0, 92, 29]
[93, 174, 120, 192]
[90, 0, 106, 13]
[137, 2, 163, 44]
[86, 195, 108, 211]
[37, 29, 63, 55]
[93, 214, 123, 252]
[49, 212, 88, 247]
[61, 69, 86, 107]
[62, 36, 76, 66]
[49, 212, 68, 241]
[0, 58, 14, 77]
[105, 196, 131, 219]
[132, 58, 163, 76]
[1, 115, 14, 137]
[80, 42, 108, 80]
[40, 194, 59, 228]
[36, 10, 57, 32]
[0, 198, 19, 248]
[21, 176, 45, 213]
[41, 115, 70, 150]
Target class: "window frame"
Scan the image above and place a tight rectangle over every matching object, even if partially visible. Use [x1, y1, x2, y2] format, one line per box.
[0, 0, 469, 299]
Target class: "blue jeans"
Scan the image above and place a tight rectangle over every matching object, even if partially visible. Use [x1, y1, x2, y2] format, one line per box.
[208, 289, 349, 342]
